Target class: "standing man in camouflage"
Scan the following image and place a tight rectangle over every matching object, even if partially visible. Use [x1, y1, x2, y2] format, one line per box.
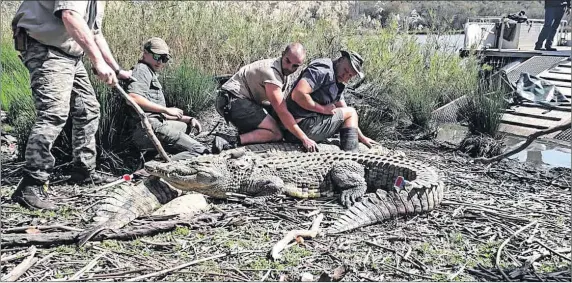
[11, 0, 132, 210]
[212, 43, 319, 153]
[126, 37, 209, 157]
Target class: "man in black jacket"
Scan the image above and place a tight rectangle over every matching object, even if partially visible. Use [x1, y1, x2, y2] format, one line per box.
[535, 0, 571, 51]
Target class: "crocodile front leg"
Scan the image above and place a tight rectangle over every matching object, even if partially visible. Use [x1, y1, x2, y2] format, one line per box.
[242, 175, 285, 205]
[331, 160, 367, 207]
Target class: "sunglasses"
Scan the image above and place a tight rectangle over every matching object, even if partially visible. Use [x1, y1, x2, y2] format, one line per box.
[146, 48, 170, 63]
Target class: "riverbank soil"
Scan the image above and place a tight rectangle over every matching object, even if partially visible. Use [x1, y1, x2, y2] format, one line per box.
[1, 107, 570, 282]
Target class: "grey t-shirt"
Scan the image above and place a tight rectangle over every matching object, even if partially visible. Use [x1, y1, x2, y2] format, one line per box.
[286, 58, 345, 119]
[125, 61, 166, 118]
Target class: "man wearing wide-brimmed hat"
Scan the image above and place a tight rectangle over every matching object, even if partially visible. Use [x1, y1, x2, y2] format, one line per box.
[285, 50, 378, 151]
[125, 37, 209, 159]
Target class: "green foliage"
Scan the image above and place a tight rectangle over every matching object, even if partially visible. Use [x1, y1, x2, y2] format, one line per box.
[161, 62, 219, 117]
[346, 29, 480, 134]
[1, 41, 31, 112]
[1, 39, 36, 158]
[461, 79, 509, 138]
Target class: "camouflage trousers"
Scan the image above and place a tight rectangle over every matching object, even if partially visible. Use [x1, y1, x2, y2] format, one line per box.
[21, 40, 100, 183]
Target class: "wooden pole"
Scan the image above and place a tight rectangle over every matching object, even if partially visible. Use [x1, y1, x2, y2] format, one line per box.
[114, 83, 171, 162]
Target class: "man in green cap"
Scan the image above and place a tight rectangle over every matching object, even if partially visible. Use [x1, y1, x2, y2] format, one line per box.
[285, 50, 378, 151]
[125, 37, 209, 158]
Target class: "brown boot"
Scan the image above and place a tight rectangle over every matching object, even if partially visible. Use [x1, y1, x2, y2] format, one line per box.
[11, 177, 57, 211]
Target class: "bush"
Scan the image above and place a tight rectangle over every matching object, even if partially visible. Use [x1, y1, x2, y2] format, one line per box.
[161, 62, 219, 117]
[1, 41, 31, 112]
[461, 78, 510, 138]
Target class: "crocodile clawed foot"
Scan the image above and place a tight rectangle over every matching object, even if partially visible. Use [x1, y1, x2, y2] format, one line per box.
[340, 191, 363, 208]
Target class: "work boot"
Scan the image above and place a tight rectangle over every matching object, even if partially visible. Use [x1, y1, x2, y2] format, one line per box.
[68, 168, 116, 186]
[545, 46, 557, 51]
[11, 177, 58, 211]
[211, 133, 240, 154]
[171, 134, 210, 156]
[339, 127, 359, 152]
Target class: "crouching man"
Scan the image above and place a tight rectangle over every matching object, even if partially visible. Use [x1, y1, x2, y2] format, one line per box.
[213, 43, 320, 152]
[285, 50, 378, 151]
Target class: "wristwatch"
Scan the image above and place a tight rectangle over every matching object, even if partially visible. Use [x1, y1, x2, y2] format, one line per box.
[115, 68, 123, 75]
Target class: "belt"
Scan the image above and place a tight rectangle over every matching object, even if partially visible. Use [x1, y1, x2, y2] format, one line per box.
[22, 31, 84, 60]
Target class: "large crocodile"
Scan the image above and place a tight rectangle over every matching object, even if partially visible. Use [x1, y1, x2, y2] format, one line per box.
[145, 147, 444, 234]
[78, 142, 401, 244]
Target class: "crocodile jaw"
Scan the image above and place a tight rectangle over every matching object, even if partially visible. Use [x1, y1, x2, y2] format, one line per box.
[144, 160, 221, 191]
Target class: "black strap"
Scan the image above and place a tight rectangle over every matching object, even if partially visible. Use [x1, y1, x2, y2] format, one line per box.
[87, 0, 97, 29]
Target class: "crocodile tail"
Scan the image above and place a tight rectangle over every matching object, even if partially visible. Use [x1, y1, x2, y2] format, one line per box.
[327, 179, 444, 234]
[77, 225, 106, 247]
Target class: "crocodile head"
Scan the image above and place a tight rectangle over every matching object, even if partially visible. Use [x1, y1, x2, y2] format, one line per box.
[144, 149, 256, 198]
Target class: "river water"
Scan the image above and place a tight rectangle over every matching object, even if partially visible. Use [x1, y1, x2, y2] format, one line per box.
[503, 135, 571, 169]
[436, 123, 571, 169]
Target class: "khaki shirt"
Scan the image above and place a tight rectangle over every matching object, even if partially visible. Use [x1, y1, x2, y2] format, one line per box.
[221, 58, 287, 105]
[12, 0, 105, 57]
[125, 62, 165, 119]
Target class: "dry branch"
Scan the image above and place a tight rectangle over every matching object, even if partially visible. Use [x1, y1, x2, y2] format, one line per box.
[496, 220, 539, 281]
[3, 224, 83, 233]
[271, 213, 324, 260]
[1, 246, 38, 282]
[1, 220, 192, 248]
[69, 252, 108, 280]
[533, 240, 572, 262]
[125, 253, 230, 281]
[114, 83, 171, 162]
[475, 122, 571, 164]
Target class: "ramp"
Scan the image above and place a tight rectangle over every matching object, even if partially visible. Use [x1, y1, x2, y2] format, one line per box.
[499, 56, 571, 140]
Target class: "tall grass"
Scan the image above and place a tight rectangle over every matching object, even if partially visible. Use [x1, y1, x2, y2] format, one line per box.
[161, 62, 219, 117]
[1, 1, 484, 168]
[0, 41, 31, 112]
[461, 78, 510, 138]
[345, 21, 480, 136]
[457, 74, 509, 157]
